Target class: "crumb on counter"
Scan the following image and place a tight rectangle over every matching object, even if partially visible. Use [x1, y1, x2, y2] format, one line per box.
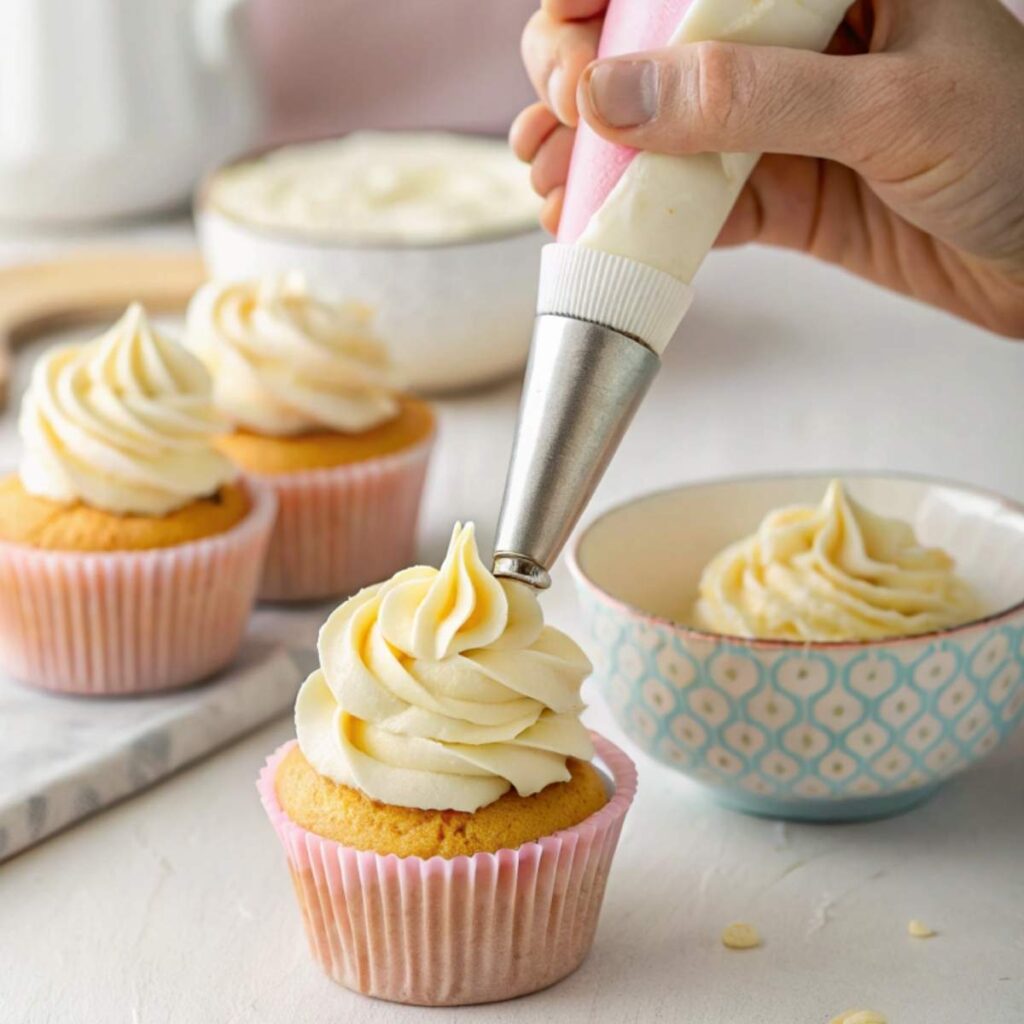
[721, 922, 761, 949]
[908, 919, 937, 938]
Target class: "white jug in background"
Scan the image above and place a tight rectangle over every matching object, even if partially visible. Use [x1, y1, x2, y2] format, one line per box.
[0, 0, 258, 225]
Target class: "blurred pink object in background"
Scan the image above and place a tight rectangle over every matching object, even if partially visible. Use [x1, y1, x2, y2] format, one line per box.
[248, 0, 537, 142]
[557, 0, 693, 243]
[249, 0, 1023, 145]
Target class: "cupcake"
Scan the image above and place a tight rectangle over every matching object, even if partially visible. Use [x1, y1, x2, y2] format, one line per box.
[258, 522, 636, 1005]
[185, 273, 434, 601]
[0, 304, 276, 695]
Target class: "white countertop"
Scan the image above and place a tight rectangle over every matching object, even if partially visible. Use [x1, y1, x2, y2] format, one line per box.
[2, 224, 1023, 1024]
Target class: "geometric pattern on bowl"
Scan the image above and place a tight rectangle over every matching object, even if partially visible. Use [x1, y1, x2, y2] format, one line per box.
[577, 588, 1024, 821]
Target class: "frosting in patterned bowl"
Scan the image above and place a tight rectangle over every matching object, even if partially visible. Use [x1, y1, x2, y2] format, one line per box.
[569, 473, 1024, 821]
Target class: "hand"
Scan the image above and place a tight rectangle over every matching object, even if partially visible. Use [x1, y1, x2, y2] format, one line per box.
[512, 0, 1024, 337]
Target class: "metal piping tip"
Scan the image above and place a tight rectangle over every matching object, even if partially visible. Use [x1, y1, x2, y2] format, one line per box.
[492, 554, 552, 590]
[492, 314, 660, 588]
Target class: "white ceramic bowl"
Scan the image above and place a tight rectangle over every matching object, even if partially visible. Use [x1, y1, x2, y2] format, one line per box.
[195, 143, 544, 393]
[569, 473, 1024, 821]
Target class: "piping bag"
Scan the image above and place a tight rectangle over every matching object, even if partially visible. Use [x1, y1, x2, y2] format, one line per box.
[493, 0, 854, 588]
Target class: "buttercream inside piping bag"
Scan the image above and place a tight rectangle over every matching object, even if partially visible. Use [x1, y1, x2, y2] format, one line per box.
[540, 0, 855, 352]
[295, 522, 595, 812]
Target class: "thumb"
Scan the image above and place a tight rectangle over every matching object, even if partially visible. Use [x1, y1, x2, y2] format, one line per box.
[578, 42, 887, 169]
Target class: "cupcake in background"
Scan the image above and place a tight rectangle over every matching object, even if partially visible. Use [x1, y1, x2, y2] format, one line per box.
[259, 522, 636, 1006]
[0, 304, 276, 695]
[185, 273, 434, 601]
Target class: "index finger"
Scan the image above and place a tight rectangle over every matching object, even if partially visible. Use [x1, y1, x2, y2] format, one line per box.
[542, 0, 608, 21]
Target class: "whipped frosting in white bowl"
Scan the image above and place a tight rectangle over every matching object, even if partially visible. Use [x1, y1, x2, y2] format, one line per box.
[206, 132, 542, 246]
[569, 472, 1024, 821]
[196, 131, 545, 392]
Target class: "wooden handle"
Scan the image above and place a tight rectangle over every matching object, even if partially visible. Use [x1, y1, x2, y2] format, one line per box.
[0, 250, 205, 409]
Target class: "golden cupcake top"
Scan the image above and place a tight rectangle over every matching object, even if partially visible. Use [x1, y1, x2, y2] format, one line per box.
[693, 480, 982, 642]
[275, 744, 607, 858]
[0, 475, 250, 552]
[185, 273, 400, 437]
[18, 304, 236, 517]
[214, 396, 435, 475]
[295, 522, 595, 812]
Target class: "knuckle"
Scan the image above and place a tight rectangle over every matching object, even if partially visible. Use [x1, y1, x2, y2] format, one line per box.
[522, 11, 554, 82]
[529, 157, 548, 195]
[529, 125, 573, 195]
[521, 11, 541, 57]
[523, 9, 548, 46]
[693, 42, 752, 132]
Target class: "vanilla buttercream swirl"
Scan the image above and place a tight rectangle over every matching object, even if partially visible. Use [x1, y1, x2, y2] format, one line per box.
[295, 522, 595, 812]
[185, 273, 399, 435]
[19, 304, 235, 516]
[693, 481, 983, 641]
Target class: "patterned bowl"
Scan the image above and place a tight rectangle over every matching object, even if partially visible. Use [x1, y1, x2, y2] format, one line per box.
[569, 473, 1024, 821]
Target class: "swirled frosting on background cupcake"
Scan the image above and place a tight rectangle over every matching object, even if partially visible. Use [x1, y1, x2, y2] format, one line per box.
[19, 304, 235, 517]
[185, 273, 399, 436]
[295, 522, 594, 812]
[693, 480, 982, 641]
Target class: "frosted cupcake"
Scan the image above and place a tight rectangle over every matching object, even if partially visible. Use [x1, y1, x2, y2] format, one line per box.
[185, 273, 434, 601]
[258, 522, 636, 1005]
[0, 304, 276, 695]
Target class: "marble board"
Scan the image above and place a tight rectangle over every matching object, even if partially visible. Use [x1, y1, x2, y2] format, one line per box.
[0, 636, 312, 862]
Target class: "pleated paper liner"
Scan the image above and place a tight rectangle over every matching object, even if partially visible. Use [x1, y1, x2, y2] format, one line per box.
[258, 733, 637, 1006]
[0, 480, 276, 696]
[251, 432, 434, 602]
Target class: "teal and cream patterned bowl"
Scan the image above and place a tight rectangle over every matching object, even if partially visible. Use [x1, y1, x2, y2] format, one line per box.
[569, 473, 1024, 821]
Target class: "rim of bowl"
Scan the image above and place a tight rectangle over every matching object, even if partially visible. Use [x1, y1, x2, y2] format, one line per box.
[568, 468, 1024, 651]
[194, 129, 545, 252]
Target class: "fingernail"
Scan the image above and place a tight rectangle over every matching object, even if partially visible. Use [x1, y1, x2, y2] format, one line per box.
[587, 59, 659, 128]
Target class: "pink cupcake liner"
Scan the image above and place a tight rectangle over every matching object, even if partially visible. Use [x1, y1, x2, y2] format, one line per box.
[0, 481, 276, 696]
[253, 433, 434, 602]
[258, 733, 637, 1006]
